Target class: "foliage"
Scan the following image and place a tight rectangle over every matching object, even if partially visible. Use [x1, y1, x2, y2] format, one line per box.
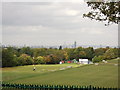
[79, 51, 87, 58]
[0, 47, 2, 67]
[44, 54, 59, 64]
[92, 55, 104, 63]
[94, 48, 108, 56]
[63, 48, 75, 60]
[2, 48, 17, 67]
[59, 46, 62, 50]
[83, 2, 119, 26]
[17, 54, 33, 66]
[103, 48, 118, 59]
[2, 46, 119, 67]
[35, 56, 45, 64]
[19, 47, 33, 56]
[2, 83, 118, 89]
[84, 47, 95, 60]
[33, 48, 48, 57]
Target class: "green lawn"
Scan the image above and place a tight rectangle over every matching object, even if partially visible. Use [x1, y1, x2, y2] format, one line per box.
[2, 59, 119, 88]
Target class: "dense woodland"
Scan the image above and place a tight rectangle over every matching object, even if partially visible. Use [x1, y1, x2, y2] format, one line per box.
[1, 46, 119, 67]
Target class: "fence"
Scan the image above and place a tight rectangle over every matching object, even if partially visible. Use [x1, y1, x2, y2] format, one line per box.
[2, 83, 119, 90]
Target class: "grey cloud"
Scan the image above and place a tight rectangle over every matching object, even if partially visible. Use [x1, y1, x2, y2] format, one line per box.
[2, 2, 88, 28]
[2, 2, 118, 46]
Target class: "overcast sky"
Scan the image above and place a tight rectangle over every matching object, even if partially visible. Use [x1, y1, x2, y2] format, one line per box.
[2, 2, 118, 47]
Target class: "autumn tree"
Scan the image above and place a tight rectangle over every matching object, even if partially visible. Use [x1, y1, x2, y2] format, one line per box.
[17, 54, 33, 66]
[79, 51, 87, 59]
[92, 55, 104, 63]
[35, 56, 45, 64]
[63, 48, 76, 60]
[44, 54, 59, 64]
[103, 48, 118, 59]
[94, 48, 107, 56]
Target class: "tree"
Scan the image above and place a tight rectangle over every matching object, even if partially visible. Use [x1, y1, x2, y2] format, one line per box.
[2, 48, 17, 67]
[64, 48, 76, 60]
[54, 50, 66, 61]
[0, 47, 2, 67]
[59, 46, 62, 50]
[32, 48, 48, 57]
[84, 47, 95, 60]
[94, 48, 107, 56]
[44, 55, 51, 64]
[50, 54, 59, 64]
[71, 47, 83, 60]
[35, 56, 45, 64]
[83, 2, 119, 26]
[63, 51, 69, 60]
[92, 55, 104, 63]
[103, 48, 118, 59]
[17, 54, 33, 66]
[79, 51, 87, 59]
[44, 54, 59, 64]
[19, 47, 33, 56]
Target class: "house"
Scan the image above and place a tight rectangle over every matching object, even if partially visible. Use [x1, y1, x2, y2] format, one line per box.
[59, 61, 65, 64]
[61, 61, 65, 63]
[59, 61, 62, 64]
[79, 59, 89, 64]
[67, 61, 72, 63]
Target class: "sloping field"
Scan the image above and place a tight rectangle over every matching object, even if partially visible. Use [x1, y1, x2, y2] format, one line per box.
[2, 59, 119, 88]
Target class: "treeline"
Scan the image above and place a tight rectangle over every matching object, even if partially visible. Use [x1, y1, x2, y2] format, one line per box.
[2, 46, 119, 67]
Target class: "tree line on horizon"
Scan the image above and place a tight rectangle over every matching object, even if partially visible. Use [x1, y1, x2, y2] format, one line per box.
[1, 46, 119, 67]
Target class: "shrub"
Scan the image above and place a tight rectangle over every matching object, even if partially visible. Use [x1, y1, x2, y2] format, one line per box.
[17, 54, 33, 66]
[92, 55, 104, 63]
[35, 56, 45, 64]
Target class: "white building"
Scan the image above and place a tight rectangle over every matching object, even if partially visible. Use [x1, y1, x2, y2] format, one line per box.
[59, 61, 62, 64]
[79, 59, 89, 64]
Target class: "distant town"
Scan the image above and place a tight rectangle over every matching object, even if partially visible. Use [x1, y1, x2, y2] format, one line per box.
[1, 42, 118, 49]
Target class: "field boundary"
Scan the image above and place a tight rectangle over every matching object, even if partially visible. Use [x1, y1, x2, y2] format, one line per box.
[2, 83, 119, 90]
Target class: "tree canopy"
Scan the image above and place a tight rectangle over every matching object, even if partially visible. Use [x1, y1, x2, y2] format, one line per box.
[2, 46, 119, 67]
[83, 2, 119, 26]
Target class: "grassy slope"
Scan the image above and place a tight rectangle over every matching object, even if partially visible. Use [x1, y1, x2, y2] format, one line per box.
[2, 59, 119, 88]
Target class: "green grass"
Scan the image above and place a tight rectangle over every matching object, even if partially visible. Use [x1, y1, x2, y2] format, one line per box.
[2, 59, 119, 88]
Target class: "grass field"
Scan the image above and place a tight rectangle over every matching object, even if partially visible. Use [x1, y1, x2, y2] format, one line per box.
[2, 59, 119, 88]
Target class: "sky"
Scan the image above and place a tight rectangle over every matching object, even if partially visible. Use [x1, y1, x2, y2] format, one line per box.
[2, 1, 118, 47]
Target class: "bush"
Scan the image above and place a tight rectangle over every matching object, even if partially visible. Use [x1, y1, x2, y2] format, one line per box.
[2, 49, 17, 67]
[35, 56, 45, 64]
[17, 54, 33, 66]
[92, 55, 104, 63]
[103, 48, 118, 60]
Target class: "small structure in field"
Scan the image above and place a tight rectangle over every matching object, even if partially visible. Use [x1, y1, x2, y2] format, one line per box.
[59, 61, 65, 64]
[117, 57, 120, 59]
[67, 66, 72, 68]
[95, 63, 99, 65]
[79, 59, 89, 64]
[61, 61, 65, 63]
[102, 60, 107, 63]
[72, 59, 78, 63]
[67, 61, 72, 63]
[59, 61, 62, 64]
[114, 64, 118, 66]
[60, 68, 65, 70]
